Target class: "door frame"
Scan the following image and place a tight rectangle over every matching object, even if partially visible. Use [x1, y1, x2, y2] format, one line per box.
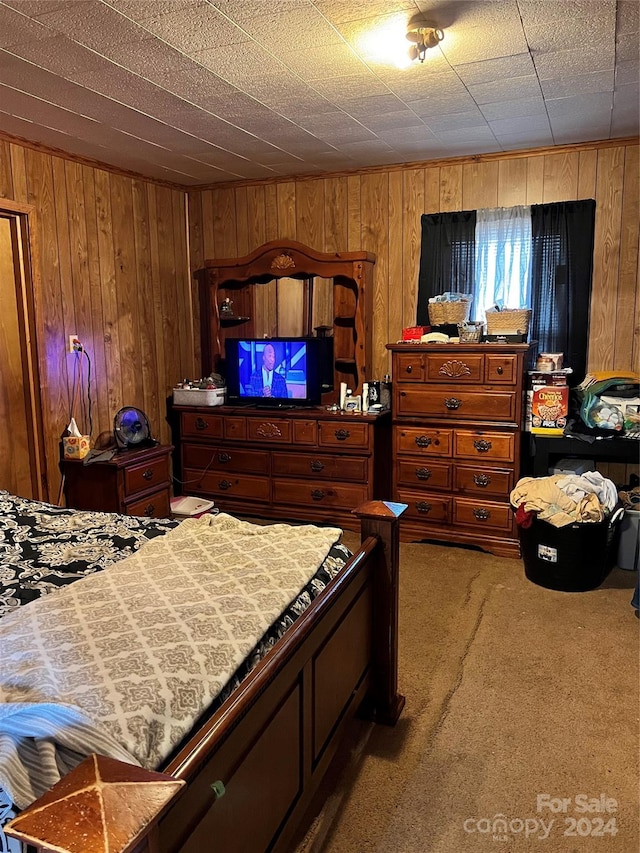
[1, 198, 47, 501]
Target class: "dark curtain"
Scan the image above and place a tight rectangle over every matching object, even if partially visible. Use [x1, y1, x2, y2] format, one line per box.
[530, 200, 595, 385]
[416, 210, 476, 325]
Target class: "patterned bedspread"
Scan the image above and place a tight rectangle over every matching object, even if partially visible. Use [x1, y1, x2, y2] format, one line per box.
[0, 513, 343, 810]
[0, 490, 177, 618]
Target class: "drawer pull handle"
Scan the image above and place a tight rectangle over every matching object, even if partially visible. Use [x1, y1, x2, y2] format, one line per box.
[334, 428, 350, 441]
[311, 489, 326, 501]
[219, 479, 232, 490]
[195, 417, 208, 430]
[311, 460, 325, 472]
[142, 468, 154, 480]
[210, 780, 226, 800]
[473, 439, 492, 453]
[416, 467, 432, 481]
[496, 366, 504, 375]
[415, 435, 432, 448]
[444, 397, 461, 410]
[473, 508, 491, 521]
[218, 452, 231, 463]
[406, 365, 413, 374]
[416, 501, 432, 514]
[143, 504, 155, 517]
[473, 473, 492, 487]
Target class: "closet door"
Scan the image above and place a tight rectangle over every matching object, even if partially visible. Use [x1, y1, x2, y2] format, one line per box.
[0, 211, 44, 500]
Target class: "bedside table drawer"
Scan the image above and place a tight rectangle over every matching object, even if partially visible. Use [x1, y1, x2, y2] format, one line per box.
[124, 455, 170, 496]
[126, 488, 171, 519]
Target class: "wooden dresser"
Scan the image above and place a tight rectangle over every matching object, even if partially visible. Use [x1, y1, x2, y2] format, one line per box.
[387, 343, 530, 557]
[174, 406, 390, 531]
[63, 444, 173, 518]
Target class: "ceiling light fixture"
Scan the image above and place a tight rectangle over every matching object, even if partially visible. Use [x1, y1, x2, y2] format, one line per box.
[406, 22, 444, 63]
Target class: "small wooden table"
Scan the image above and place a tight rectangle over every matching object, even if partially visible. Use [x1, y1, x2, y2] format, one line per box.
[63, 444, 173, 518]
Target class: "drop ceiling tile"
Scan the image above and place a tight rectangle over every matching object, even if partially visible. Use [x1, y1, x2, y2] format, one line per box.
[517, 1, 612, 26]
[408, 91, 480, 117]
[438, 1, 529, 65]
[360, 110, 425, 132]
[142, 3, 248, 52]
[307, 74, 391, 101]
[488, 114, 551, 136]
[282, 42, 370, 80]
[435, 125, 498, 145]
[376, 124, 438, 145]
[104, 0, 204, 22]
[546, 90, 613, 117]
[616, 60, 639, 87]
[533, 47, 614, 80]
[453, 54, 536, 86]
[422, 109, 487, 132]
[381, 68, 468, 102]
[0, 5, 52, 48]
[336, 93, 410, 117]
[480, 96, 547, 122]
[192, 42, 287, 83]
[540, 70, 615, 99]
[524, 14, 614, 54]
[468, 76, 542, 106]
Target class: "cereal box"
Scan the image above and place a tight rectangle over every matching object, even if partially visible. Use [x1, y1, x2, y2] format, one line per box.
[530, 386, 569, 435]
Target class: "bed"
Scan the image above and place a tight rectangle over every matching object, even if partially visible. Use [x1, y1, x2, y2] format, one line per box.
[0, 491, 405, 853]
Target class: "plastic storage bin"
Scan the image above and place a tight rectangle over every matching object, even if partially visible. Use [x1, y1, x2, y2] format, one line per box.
[617, 509, 640, 571]
[518, 509, 624, 591]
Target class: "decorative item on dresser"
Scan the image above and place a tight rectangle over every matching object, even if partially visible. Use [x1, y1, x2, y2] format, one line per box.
[387, 343, 531, 557]
[63, 444, 173, 518]
[174, 406, 391, 532]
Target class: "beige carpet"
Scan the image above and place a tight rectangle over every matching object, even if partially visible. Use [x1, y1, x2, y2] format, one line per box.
[297, 536, 639, 853]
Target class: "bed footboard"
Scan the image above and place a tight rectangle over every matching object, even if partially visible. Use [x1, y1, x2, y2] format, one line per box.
[6, 500, 406, 853]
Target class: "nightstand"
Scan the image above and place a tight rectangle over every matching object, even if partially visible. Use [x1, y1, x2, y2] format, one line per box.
[63, 445, 173, 518]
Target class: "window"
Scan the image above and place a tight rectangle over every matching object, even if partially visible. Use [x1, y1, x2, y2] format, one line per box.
[416, 200, 596, 383]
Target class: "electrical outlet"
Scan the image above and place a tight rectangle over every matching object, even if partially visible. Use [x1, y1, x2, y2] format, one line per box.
[68, 335, 79, 353]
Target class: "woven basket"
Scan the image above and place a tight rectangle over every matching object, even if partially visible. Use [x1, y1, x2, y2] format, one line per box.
[485, 308, 531, 334]
[428, 298, 472, 326]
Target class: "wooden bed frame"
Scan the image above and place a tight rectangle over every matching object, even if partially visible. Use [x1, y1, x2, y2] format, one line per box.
[7, 500, 406, 853]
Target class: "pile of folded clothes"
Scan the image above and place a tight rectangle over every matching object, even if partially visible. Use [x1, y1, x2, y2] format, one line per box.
[510, 471, 618, 528]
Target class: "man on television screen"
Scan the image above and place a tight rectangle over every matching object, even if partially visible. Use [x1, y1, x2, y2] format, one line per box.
[248, 343, 288, 397]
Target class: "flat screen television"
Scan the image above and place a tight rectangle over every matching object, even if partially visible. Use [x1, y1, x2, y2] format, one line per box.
[224, 337, 332, 408]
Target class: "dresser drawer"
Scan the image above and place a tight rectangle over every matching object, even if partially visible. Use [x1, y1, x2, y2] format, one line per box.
[125, 488, 171, 519]
[453, 497, 515, 533]
[396, 489, 450, 523]
[247, 418, 292, 444]
[397, 386, 517, 421]
[124, 454, 170, 497]
[425, 353, 483, 383]
[454, 430, 515, 463]
[182, 412, 223, 439]
[184, 469, 270, 501]
[485, 354, 518, 385]
[396, 459, 452, 491]
[273, 479, 368, 509]
[272, 452, 368, 483]
[395, 427, 452, 457]
[183, 444, 269, 475]
[318, 421, 369, 449]
[454, 464, 514, 498]
[395, 352, 425, 382]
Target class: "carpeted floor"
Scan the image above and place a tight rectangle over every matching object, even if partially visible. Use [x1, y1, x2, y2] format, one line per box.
[296, 536, 639, 853]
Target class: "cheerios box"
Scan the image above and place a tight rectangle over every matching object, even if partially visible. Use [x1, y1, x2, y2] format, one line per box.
[530, 386, 569, 435]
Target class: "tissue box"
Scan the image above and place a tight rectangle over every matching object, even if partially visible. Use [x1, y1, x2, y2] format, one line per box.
[63, 435, 91, 460]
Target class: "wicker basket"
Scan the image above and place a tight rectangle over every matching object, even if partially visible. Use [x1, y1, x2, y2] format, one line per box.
[485, 308, 531, 334]
[428, 297, 472, 326]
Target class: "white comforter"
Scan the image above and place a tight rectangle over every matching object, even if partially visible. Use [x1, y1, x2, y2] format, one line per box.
[0, 513, 341, 809]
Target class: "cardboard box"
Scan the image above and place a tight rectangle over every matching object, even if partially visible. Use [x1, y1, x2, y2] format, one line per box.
[530, 386, 569, 435]
[63, 435, 91, 459]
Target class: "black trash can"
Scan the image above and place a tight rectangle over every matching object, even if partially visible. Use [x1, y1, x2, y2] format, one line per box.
[518, 509, 624, 592]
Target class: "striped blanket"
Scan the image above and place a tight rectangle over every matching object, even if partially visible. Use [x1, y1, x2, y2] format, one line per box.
[0, 513, 341, 809]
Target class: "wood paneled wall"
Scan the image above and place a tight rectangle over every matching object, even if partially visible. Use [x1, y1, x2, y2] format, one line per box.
[0, 139, 194, 500]
[188, 140, 639, 385]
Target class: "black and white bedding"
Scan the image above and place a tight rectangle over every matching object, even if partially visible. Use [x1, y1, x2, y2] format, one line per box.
[0, 491, 351, 851]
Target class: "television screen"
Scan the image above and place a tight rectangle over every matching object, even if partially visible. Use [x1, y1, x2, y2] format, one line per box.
[224, 337, 325, 407]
